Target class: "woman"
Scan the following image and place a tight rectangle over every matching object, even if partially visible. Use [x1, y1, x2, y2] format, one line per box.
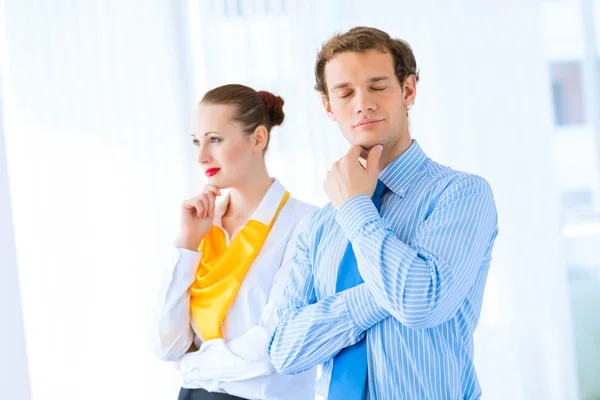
[153, 84, 317, 400]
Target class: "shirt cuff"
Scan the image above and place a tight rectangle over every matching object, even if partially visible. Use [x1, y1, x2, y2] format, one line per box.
[335, 195, 382, 240]
[172, 248, 202, 287]
[180, 338, 273, 382]
[343, 284, 389, 331]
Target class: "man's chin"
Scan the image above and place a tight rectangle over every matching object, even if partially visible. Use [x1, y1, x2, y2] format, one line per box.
[355, 142, 382, 157]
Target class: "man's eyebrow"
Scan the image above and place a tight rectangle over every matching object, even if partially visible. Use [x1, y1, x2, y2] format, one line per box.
[331, 82, 350, 91]
[330, 76, 392, 91]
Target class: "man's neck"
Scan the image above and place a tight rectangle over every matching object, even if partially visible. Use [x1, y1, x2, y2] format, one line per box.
[379, 134, 413, 172]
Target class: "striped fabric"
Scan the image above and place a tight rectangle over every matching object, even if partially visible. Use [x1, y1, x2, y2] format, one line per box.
[268, 140, 499, 399]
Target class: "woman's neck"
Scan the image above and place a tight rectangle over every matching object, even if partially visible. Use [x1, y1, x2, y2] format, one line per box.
[225, 164, 273, 221]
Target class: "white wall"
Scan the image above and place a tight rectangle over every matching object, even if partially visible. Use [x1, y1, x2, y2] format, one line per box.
[0, 74, 31, 399]
[2, 1, 585, 399]
[2, 1, 195, 399]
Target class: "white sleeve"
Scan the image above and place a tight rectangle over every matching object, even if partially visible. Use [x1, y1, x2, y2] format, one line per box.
[179, 216, 310, 383]
[152, 248, 200, 361]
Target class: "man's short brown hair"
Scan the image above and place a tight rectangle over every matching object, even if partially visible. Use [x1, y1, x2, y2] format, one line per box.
[315, 26, 419, 96]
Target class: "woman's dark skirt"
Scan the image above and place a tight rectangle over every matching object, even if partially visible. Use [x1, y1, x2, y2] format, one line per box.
[177, 387, 247, 400]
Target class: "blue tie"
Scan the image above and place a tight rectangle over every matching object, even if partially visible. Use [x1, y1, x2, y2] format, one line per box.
[328, 180, 387, 400]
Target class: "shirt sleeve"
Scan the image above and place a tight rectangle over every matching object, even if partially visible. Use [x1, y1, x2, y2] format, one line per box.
[268, 214, 390, 376]
[335, 175, 498, 329]
[152, 248, 200, 361]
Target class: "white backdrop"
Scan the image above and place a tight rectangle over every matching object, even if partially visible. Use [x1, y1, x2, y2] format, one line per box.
[2, 1, 193, 399]
[2, 0, 580, 399]
[1, 9, 32, 394]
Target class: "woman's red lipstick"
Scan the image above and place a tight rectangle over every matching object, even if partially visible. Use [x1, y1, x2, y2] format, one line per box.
[205, 168, 220, 177]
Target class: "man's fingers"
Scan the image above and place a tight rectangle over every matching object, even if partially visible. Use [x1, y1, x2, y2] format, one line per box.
[366, 145, 383, 176]
[347, 144, 364, 160]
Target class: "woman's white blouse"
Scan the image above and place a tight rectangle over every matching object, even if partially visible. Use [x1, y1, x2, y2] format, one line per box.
[153, 179, 317, 400]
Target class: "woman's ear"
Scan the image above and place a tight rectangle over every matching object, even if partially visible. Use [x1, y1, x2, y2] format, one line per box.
[252, 125, 269, 152]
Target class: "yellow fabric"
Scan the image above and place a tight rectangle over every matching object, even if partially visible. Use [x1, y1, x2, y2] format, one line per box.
[190, 191, 290, 341]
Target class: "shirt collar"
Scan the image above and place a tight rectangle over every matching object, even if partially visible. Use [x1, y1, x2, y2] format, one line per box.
[379, 140, 428, 198]
[213, 178, 286, 229]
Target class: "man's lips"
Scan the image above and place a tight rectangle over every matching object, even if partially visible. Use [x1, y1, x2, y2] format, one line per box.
[354, 118, 384, 128]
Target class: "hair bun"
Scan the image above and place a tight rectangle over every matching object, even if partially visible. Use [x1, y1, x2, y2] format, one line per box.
[258, 91, 285, 127]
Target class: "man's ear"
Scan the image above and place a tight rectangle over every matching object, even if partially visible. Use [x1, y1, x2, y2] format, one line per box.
[322, 94, 336, 121]
[402, 74, 417, 108]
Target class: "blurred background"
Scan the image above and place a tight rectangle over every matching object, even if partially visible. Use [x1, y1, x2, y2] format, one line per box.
[1, 0, 599, 399]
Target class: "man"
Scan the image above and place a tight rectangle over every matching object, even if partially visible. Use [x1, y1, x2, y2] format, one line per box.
[268, 26, 498, 399]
